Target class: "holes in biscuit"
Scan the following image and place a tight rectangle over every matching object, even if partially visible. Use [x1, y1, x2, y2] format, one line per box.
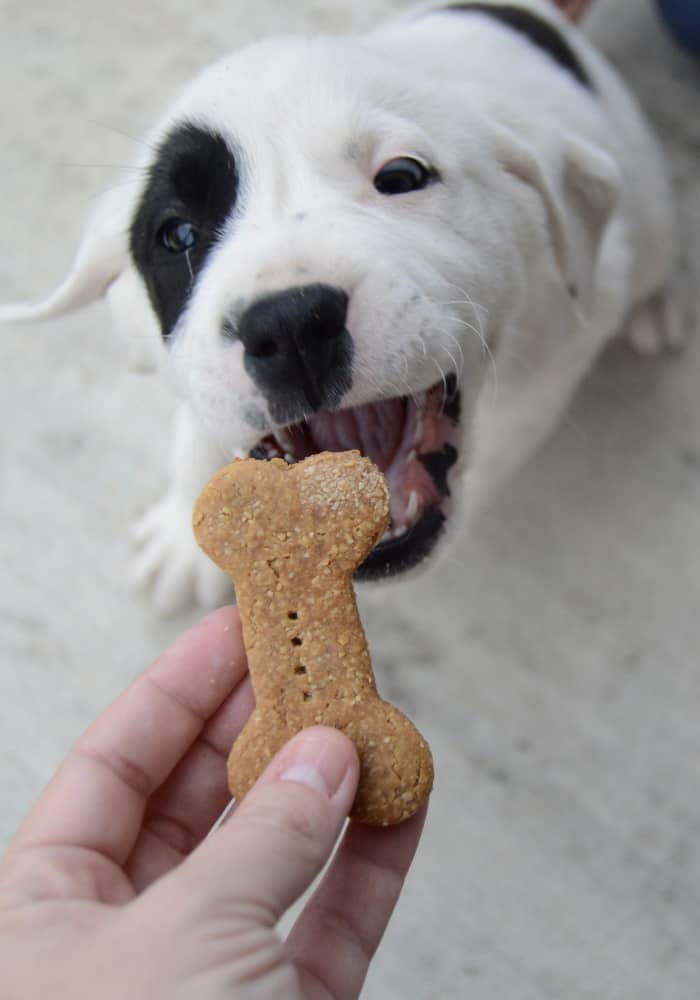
[288, 611, 299, 620]
[294, 665, 307, 675]
[291, 636, 303, 646]
[302, 690, 312, 701]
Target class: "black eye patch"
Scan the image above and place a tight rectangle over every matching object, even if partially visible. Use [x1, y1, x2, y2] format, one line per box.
[130, 123, 238, 340]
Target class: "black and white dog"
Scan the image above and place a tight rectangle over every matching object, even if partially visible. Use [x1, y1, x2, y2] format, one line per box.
[1, 0, 678, 612]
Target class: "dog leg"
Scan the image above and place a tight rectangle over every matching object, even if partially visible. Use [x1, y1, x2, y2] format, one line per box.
[131, 403, 232, 614]
[624, 288, 686, 357]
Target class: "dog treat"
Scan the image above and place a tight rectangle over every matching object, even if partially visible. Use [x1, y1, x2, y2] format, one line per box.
[192, 450, 433, 825]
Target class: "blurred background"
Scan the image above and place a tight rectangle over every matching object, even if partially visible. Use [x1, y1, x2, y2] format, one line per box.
[1, 1, 699, 996]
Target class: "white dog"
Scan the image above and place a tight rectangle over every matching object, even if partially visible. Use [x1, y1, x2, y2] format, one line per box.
[1, 0, 678, 613]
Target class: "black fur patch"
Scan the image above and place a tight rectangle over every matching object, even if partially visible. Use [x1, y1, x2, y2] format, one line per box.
[419, 443, 459, 498]
[130, 123, 238, 339]
[441, 3, 592, 89]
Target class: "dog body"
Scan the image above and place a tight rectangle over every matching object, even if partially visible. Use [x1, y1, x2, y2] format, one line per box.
[1, 0, 677, 612]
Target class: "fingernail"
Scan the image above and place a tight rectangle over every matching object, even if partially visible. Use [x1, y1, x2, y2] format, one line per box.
[278, 730, 350, 799]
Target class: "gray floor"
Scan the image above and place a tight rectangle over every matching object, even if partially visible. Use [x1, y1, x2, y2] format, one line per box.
[1, 1, 699, 997]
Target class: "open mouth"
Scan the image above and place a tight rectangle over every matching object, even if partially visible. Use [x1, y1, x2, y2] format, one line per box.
[249, 373, 461, 578]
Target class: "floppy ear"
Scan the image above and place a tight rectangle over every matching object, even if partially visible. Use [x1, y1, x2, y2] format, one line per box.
[104, 267, 162, 374]
[489, 121, 620, 314]
[0, 185, 161, 373]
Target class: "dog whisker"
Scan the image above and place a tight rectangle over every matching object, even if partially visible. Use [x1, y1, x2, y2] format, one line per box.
[184, 249, 195, 286]
[436, 281, 490, 348]
[354, 357, 406, 404]
[445, 313, 499, 403]
[437, 328, 466, 381]
[422, 324, 461, 419]
[85, 118, 157, 152]
[418, 285, 496, 402]
[439, 280, 490, 316]
[430, 356, 449, 410]
[92, 176, 146, 201]
[361, 354, 424, 409]
[63, 162, 149, 173]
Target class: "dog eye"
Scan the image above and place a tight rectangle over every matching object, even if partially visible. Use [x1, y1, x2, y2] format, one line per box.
[374, 157, 433, 196]
[158, 218, 199, 253]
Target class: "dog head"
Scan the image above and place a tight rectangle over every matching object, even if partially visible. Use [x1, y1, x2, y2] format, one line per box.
[1, 28, 618, 580]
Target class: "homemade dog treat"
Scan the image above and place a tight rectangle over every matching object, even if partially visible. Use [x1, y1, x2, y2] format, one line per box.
[192, 450, 433, 825]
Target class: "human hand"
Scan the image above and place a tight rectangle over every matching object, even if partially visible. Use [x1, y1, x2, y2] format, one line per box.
[0, 607, 426, 999]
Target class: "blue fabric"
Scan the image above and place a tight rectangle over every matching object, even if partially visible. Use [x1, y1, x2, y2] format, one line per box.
[656, 0, 700, 56]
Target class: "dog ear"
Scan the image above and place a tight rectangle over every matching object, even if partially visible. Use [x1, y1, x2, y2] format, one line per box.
[490, 122, 620, 314]
[0, 185, 161, 373]
[104, 267, 162, 374]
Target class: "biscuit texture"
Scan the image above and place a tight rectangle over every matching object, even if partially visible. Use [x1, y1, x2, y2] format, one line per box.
[193, 450, 433, 825]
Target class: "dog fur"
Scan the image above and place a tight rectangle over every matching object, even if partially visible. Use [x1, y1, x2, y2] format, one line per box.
[0, 0, 678, 613]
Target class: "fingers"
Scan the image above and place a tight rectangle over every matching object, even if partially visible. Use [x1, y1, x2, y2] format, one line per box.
[9, 607, 249, 868]
[287, 806, 427, 999]
[143, 729, 425, 998]
[124, 676, 254, 890]
[151, 727, 359, 928]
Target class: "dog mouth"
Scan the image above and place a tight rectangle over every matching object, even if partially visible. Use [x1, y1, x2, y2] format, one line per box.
[249, 374, 461, 578]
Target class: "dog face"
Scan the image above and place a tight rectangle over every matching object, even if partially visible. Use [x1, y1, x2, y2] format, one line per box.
[2, 22, 619, 581]
[133, 38, 514, 578]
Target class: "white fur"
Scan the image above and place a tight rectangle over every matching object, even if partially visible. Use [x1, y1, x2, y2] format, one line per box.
[0, 0, 677, 613]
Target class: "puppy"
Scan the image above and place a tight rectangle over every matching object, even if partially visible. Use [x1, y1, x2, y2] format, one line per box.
[1, 0, 677, 613]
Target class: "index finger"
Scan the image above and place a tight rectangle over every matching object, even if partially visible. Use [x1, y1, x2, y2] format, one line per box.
[8, 606, 248, 866]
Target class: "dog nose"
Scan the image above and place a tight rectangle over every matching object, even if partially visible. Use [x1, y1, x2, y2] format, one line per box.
[233, 284, 353, 424]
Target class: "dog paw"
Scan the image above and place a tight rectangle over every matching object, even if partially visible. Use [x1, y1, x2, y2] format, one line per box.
[131, 495, 232, 615]
[624, 290, 686, 357]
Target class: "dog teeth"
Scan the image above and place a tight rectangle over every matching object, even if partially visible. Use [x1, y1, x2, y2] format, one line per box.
[406, 491, 419, 521]
[283, 452, 295, 464]
[405, 448, 417, 466]
[382, 523, 409, 543]
[413, 414, 424, 444]
[277, 431, 292, 451]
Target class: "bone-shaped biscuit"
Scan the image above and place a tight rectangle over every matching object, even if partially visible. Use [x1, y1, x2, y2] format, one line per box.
[192, 450, 433, 825]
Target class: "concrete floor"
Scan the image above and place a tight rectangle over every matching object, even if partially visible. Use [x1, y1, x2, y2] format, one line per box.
[1, 1, 699, 997]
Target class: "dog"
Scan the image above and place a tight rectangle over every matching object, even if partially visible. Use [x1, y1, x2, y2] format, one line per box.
[0, 0, 678, 614]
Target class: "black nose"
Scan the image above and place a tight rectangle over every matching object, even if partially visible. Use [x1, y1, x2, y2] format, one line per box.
[233, 284, 353, 424]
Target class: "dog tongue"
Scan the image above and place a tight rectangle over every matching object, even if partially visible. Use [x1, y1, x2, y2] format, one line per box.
[304, 398, 407, 472]
[261, 384, 459, 534]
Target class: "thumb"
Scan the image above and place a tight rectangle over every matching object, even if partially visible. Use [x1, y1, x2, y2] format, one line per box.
[156, 727, 359, 928]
